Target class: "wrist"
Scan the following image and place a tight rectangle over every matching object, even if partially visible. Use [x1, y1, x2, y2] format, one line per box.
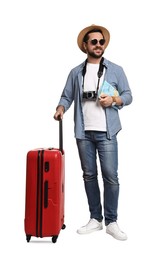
[56, 105, 65, 113]
[112, 96, 117, 106]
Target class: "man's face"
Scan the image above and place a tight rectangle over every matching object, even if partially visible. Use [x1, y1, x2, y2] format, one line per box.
[83, 32, 105, 59]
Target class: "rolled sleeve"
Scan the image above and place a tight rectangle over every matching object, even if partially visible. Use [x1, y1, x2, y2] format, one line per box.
[58, 70, 75, 112]
[117, 67, 133, 108]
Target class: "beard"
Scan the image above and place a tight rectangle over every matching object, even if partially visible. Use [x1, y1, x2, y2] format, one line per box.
[87, 47, 104, 59]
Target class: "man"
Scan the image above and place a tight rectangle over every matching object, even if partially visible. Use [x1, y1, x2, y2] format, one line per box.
[54, 24, 132, 241]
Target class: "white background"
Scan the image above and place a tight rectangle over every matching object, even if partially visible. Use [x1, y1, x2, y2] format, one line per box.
[0, 0, 160, 259]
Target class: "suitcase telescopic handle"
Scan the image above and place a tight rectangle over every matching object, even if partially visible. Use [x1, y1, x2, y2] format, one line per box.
[59, 119, 63, 153]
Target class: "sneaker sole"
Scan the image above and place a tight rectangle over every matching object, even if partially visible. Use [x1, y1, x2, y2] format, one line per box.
[106, 230, 127, 241]
[77, 226, 103, 235]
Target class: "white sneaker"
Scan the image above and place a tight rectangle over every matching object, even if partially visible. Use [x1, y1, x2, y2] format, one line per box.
[77, 219, 103, 234]
[106, 222, 127, 241]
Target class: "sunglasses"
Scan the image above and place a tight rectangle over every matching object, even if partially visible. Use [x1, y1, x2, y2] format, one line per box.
[87, 39, 106, 46]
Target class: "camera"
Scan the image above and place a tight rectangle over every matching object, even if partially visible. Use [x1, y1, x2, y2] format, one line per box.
[82, 91, 97, 101]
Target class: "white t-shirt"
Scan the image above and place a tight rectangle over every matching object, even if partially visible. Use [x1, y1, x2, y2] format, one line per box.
[82, 63, 107, 131]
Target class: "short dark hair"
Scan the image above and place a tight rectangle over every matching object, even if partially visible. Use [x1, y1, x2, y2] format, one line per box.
[83, 29, 104, 43]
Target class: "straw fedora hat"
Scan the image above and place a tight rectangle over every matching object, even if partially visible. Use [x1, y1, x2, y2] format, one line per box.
[77, 24, 110, 53]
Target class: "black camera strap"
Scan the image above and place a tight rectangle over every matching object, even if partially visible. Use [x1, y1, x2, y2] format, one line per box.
[82, 57, 105, 93]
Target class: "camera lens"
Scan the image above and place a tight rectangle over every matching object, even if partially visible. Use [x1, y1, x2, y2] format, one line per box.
[87, 92, 93, 99]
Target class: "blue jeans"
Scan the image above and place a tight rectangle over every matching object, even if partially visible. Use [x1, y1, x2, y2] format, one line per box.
[76, 131, 119, 226]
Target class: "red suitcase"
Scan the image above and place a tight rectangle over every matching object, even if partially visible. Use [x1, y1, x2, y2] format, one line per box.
[24, 120, 65, 243]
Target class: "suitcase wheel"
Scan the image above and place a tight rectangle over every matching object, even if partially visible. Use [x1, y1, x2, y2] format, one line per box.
[62, 224, 66, 230]
[26, 235, 31, 242]
[52, 235, 58, 243]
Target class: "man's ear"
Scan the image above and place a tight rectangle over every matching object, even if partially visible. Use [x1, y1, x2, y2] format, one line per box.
[83, 42, 87, 51]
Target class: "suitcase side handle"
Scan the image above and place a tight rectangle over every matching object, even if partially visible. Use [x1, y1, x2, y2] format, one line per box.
[44, 181, 48, 208]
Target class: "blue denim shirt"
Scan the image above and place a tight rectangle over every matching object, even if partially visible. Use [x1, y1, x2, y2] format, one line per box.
[57, 58, 133, 139]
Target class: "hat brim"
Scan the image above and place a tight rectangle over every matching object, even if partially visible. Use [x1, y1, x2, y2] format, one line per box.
[77, 24, 110, 53]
